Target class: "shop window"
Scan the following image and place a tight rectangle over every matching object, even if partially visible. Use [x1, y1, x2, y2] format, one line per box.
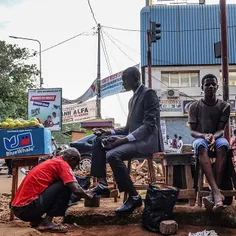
[220, 71, 236, 86]
[161, 72, 200, 88]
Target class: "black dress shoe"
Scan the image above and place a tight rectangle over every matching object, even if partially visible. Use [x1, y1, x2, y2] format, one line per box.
[115, 195, 142, 215]
[92, 184, 110, 198]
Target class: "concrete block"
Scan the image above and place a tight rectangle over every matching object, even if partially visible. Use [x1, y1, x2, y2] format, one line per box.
[159, 220, 178, 235]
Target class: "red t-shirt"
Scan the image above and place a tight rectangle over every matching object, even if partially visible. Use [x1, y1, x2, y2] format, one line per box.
[12, 156, 76, 207]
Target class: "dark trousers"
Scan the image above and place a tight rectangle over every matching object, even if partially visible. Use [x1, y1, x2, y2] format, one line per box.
[91, 136, 140, 193]
[12, 181, 71, 222]
[5, 159, 12, 175]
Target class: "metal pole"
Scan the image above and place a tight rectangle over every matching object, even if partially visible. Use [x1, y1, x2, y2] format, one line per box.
[9, 36, 43, 88]
[147, 20, 152, 88]
[96, 24, 101, 119]
[220, 0, 230, 140]
[38, 40, 43, 88]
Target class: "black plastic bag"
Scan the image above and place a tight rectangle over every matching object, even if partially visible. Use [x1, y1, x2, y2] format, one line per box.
[142, 184, 179, 232]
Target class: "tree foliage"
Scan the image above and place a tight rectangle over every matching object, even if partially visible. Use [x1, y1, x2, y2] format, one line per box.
[0, 40, 38, 121]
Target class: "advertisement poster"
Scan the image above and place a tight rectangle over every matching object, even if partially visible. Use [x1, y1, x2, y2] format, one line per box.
[160, 100, 182, 112]
[62, 64, 139, 105]
[62, 100, 96, 124]
[28, 88, 62, 131]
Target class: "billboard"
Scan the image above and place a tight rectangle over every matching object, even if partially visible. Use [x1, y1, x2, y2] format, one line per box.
[62, 100, 96, 124]
[28, 88, 62, 131]
[62, 65, 139, 105]
[160, 100, 182, 112]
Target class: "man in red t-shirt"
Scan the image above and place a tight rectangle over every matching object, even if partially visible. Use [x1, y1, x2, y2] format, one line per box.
[12, 148, 93, 233]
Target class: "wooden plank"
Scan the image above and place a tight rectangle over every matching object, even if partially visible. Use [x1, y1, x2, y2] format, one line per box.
[199, 190, 236, 197]
[12, 159, 39, 168]
[185, 166, 194, 189]
[167, 166, 174, 186]
[184, 165, 195, 206]
[178, 189, 196, 199]
[164, 155, 195, 166]
[197, 166, 203, 207]
[147, 159, 156, 184]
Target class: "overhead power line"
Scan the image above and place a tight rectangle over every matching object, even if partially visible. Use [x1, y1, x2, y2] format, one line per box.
[100, 28, 128, 117]
[102, 24, 236, 33]
[102, 29, 197, 101]
[87, 0, 98, 25]
[13, 29, 93, 64]
[42, 31, 92, 53]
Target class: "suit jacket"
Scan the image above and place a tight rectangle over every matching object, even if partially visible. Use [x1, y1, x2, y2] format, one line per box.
[114, 84, 164, 155]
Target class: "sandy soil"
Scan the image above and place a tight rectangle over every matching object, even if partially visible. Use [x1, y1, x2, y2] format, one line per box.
[1, 168, 236, 236]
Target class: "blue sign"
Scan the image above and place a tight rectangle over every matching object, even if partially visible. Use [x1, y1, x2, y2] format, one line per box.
[0, 127, 52, 158]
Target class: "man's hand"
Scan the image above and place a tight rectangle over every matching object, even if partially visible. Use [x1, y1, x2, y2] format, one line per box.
[208, 136, 216, 152]
[93, 128, 110, 136]
[105, 136, 128, 149]
[84, 189, 95, 199]
[204, 133, 213, 143]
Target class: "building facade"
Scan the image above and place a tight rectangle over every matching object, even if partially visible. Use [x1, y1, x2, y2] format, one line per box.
[140, 4, 236, 144]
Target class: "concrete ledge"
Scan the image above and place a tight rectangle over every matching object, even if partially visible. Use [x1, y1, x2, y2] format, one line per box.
[65, 198, 236, 228]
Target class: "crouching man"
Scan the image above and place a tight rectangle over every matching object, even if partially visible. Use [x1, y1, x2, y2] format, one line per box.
[12, 148, 93, 233]
[189, 74, 230, 212]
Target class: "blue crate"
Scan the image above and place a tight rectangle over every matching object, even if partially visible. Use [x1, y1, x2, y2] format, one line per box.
[0, 127, 52, 158]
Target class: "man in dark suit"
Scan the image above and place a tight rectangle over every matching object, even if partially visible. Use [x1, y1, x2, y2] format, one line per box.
[91, 66, 164, 214]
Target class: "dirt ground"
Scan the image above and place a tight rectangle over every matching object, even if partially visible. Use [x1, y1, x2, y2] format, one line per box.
[1, 167, 236, 236]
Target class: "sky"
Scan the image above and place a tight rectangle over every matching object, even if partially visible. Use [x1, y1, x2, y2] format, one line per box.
[0, 0, 235, 125]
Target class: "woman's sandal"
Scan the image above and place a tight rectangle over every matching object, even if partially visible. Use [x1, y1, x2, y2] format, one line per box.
[212, 199, 227, 213]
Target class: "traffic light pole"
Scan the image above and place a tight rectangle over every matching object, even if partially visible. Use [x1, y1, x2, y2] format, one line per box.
[147, 28, 152, 89]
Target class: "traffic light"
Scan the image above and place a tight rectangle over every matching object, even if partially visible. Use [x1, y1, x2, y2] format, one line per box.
[150, 21, 161, 43]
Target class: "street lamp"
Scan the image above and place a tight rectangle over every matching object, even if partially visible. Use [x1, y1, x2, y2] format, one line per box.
[9, 35, 43, 88]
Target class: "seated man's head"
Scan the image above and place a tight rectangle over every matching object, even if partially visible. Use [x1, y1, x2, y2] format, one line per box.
[52, 112, 56, 118]
[122, 67, 141, 91]
[201, 74, 218, 96]
[62, 147, 81, 169]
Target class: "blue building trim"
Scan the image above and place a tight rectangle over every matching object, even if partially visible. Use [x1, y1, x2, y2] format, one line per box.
[140, 4, 236, 67]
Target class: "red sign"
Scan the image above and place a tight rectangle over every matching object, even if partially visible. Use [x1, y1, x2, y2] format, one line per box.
[30, 95, 56, 102]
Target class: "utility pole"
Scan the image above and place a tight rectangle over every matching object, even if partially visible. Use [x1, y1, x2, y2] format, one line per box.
[96, 23, 101, 119]
[220, 0, 230, 140]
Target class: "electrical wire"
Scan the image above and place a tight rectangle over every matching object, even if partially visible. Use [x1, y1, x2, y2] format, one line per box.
[12, 29, 93, 64]
[102, 24, 236, 33]
[87, 0, 98, 25]
[102, 29, 198, 100]
[103, 29, 174, 65]
[101, 29, 128, 117]
[42, 31, 91, 53]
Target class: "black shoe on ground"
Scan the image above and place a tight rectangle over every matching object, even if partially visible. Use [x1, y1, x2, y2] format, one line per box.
[115, 195, 142, 215]
[92, 183, 110, 198]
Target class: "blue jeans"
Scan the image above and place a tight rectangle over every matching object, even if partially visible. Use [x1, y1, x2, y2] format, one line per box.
[193, 137, 229, 156]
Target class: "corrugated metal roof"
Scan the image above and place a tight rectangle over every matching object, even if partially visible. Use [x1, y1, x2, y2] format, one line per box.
[140, 4, 236, 66]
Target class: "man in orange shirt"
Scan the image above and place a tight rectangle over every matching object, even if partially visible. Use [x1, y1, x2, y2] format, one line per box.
[12, 148, 93, 233]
